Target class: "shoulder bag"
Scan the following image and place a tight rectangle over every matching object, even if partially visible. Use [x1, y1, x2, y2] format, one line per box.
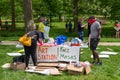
[19, 34, 31, 46]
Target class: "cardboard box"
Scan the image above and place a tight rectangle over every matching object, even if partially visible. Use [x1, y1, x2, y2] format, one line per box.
[35, 66, 54, 71]
[50, 68, 61, 75]
[10, 62, 25, 70]
[58, 63, 68, 71]
[37, 63, 59, 67]
[67, 64, 91, 75]
[68, 70, 84, 75]
[67, 64, 84, 75]
[84, 66, 91, 74]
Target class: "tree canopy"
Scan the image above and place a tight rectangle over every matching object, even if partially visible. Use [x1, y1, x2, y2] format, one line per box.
[0, 0, 120, 32]
[1, 0, 120, 19]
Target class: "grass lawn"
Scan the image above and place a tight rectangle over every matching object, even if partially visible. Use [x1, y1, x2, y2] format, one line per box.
[0, 21, 120, 42]
[0, 20, 120, 80]
[0, 45, 120, 80]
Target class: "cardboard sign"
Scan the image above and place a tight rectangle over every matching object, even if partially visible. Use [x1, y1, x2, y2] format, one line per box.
[37, 46, 58, 62]
[44, 26, 50, 39]
[58, 45, 80, 62]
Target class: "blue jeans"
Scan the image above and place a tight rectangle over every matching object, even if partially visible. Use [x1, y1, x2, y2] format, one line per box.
[78, 31, 84, 41]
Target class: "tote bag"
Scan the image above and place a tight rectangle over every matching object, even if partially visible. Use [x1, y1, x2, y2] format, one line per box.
[19, 34, 31, 46]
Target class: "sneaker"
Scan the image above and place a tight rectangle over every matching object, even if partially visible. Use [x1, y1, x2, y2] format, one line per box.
[96, 61, 102, 65]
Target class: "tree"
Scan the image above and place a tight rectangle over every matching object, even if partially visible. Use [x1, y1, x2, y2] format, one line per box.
[32, 0, 48, 18]
[11, 0, 16, 31]
[23, 0, 34, 33]
[0, 0, 11, 18]
[62, 0, 73, 17]
[73, 0, 78, 31]
[99, 0, 111, 19]
[110, 0, 120, 20]
[43, 0, 62, 27]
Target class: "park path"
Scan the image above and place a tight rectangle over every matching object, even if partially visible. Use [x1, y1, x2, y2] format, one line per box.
[0, 41, 120, 46]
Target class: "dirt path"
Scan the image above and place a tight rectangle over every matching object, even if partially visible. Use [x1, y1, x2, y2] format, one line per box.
[0, 41, 120, 46]
[98, 42, 120, 46]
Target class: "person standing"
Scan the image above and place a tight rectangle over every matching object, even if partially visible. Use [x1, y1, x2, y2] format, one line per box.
[114, 20, 120, 38]
[88, 16, 102, 65]
[43, 17, 48, 26]
[5, 20, 8, 30]
[38, 19, 45, 40]
[87, 17, 91, 46]
[68, 20, 72, 32]
[87, 18, 91, 37]
[77, 19, 85, 41]
[24, 29, 42, 69]
[65, 20, 69, 33]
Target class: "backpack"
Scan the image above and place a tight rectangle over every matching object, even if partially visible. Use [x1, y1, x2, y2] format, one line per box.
[13, 55, 25, 63]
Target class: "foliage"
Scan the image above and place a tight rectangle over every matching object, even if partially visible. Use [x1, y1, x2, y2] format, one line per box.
[0, 0, 11, 18]
[1, 0, 120, 20]
[99, 0, 111, 18]
[14, 0, 23, 20]
[78, 0, 101, 15]
[110, 0, 120, 20]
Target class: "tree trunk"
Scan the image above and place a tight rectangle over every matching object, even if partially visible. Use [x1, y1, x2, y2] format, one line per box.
[73, 0, 78, 32]
[11, 0, 16, 31]
[23, 0, 34, 33]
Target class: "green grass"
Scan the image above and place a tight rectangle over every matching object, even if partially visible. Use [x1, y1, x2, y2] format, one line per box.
[1, 20, 120, 42]
[0, 20, 120, 80]
[0, 45, 120, 80]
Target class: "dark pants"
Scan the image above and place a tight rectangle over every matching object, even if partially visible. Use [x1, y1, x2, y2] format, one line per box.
[24, 39, 37, 67]
[78, 31, 84, 41]
[41, 32, 44, 39]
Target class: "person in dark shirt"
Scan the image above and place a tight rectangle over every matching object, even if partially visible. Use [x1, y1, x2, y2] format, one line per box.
[78, 19, 87, 41]
[5, 20, 8, 30]
[88, 22, 91, 36]
[87, 17, 91, 46]
[24, 29, 42, 69]
[65, 20, 69, 33]
[68, 20, 72, 32]
[78, 19, 84, 41]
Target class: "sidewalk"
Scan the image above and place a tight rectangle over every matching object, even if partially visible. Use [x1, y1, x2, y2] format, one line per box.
[0, 41, 18, 45]
[0, 41, 120, 46]
[98, 42, 120, 46]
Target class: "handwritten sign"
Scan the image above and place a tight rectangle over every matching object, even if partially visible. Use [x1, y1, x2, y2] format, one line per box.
[37, 46, 58, 62]
[36, 45, 80, 62]
[58, 45, 80, 62]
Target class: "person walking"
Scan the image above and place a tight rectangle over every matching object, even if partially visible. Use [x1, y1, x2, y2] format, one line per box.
[88, 16, 102, 65]
[24, 29, 42, 69]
